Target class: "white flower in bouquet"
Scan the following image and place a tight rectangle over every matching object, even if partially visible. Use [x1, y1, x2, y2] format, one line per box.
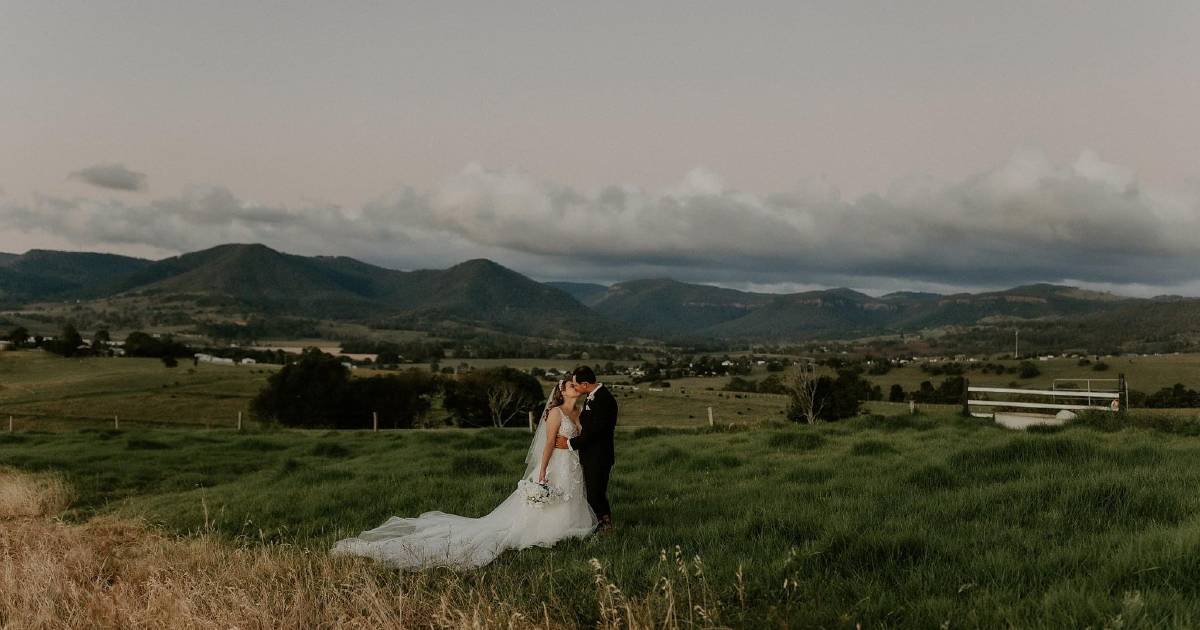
[518, 479, 565, 508]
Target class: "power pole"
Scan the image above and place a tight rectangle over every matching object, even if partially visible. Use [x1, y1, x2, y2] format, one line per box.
[1014, 329, 1020, 359]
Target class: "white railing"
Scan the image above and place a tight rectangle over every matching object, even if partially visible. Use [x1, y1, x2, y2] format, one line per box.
[965, 375, 1126, 419]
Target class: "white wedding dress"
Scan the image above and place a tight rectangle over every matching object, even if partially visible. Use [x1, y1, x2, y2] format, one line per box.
[332, 408, 597, 570]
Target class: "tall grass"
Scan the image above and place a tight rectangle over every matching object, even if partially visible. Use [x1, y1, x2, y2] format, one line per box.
[1, 470, 736, 629]
[7, 415, 1200, 626]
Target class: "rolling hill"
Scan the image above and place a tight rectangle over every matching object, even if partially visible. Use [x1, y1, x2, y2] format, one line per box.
[0, 250, 151, 304]
[545, 281, 609, 307]
[0, 243, 1190, 347]
[13, 244, 617, 339]
[576, 278, 1146, 342]
[587, 279, 775, 336]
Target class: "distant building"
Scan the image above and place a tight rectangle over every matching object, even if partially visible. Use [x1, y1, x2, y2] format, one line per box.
[240, 358, 257, 365]
[194, 353, 236, 365]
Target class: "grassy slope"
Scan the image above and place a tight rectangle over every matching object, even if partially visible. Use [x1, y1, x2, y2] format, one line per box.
[0, 352, 273, 428]
[3, 417, 1200, 626]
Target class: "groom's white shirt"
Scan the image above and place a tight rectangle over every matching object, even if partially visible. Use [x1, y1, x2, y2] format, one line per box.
[568, 383, 603, 451]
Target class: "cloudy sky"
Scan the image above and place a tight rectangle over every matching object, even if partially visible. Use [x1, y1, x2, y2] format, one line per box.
[2, 1, 1198, 296]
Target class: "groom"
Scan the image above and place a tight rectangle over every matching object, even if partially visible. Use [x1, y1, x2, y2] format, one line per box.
[555, 366, 617, 533]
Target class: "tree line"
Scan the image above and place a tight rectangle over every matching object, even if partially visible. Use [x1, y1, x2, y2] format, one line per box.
[249, 349, 545, 429]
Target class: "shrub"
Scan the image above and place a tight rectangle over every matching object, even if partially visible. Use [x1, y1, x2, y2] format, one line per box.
[757, 374, 789, 395]
[910, 377, 964, 405]
[251, 349, 438, 429]
[1018, 361, 1041, 379]
[723, 377, 757, 393]
[42, 324, 84, 357]
[786, 370, 871, 422]
[1092, 361, 1110, 372]
[251, 349, 353, 428]
[124, 331, 192, 359]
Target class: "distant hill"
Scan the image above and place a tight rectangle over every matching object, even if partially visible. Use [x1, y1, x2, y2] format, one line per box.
[545, 281, 609, 307]
[383, 259, 619, 337]
[99, 244, 616, 338]
[705, 288, 898, 339]
[586, 279, 1139, 341]
[887, 284, 1134, 330]
[110, 244, 382, 316]
[588, 279, 774, 336]
[0, 242, 1189, 347]
[0, 250, 151, 304]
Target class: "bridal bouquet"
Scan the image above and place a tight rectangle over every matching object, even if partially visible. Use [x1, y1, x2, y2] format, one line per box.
[518, 479, 565, 508]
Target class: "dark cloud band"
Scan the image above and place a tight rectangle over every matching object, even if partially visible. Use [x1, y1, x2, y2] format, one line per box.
[5, 151, 1199, 295]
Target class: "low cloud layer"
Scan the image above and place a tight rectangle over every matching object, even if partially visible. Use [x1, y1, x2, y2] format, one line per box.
[5, 151, 1200, 295]
[68, 164, 147, 192]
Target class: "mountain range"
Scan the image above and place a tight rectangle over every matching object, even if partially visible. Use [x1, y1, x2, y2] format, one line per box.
[0, 243, 1191, 346]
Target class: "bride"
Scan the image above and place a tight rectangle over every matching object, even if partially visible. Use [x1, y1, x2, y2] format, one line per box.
[331, 380, 597, 569]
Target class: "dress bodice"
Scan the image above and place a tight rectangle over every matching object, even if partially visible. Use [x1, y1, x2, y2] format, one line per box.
[557, 410, 580, 439]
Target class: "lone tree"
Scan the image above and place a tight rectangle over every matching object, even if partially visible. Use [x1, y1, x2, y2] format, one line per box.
[442, 367, 543, 428]
[786, 362, 824, 424]
[43, 324, 84, 357]
[6, 327, 29, 346]
[787, 365, 871, 423]
[485, 381, 525, 427]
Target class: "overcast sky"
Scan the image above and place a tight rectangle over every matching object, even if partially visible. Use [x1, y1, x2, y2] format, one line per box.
[2, 1, 1198, 296]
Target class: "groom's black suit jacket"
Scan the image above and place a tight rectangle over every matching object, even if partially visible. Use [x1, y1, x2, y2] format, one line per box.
[569, 385, 617, 469]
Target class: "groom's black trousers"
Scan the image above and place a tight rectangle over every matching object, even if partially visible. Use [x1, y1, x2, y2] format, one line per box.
[583, 462, 612, 520]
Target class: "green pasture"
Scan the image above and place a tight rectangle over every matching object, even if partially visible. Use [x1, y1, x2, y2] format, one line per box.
[864, 354, 1200, 394]
[0, 352, 784, 430]
[6, 413, 1200, 626]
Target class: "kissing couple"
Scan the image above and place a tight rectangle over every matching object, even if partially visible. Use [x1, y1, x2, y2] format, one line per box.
[332, 366, 618, 570]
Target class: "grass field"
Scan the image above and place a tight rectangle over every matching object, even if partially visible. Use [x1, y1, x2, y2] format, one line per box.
[0, 352, 786, 430]
[0, 352, 274, 429]
[7, 413, 1200, 626]
[863, 354, 1200, 394]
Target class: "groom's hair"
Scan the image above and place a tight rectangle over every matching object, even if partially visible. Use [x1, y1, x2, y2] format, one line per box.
[573, 366, 597, 384]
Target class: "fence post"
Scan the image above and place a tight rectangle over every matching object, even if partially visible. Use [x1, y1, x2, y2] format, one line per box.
[707, 406, 714, 427]
[1118, 373, 1127, 413]
[373, 411, 379, 432]
[909, 400, 915, 415]
[237, 411, 243, 432]
[961, 378, 970, 416]
[7, 415, 12, 433]
[114, 414, 119, 430]
[528, 411, 535, 433]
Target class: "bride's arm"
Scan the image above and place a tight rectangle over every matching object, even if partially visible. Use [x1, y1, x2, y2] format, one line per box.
[537, 408, 563, 483]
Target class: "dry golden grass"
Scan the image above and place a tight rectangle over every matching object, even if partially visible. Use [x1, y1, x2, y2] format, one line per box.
[0, 468, 545, 629]
[0, 467, 73, 518]
[0, 470, 732, 629]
